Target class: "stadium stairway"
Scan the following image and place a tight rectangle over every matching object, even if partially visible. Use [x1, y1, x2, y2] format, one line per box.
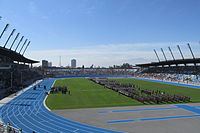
[0, 78, 122, 133]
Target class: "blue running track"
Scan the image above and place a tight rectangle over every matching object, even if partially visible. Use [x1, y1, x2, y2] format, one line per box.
[0, 78, 122, 133]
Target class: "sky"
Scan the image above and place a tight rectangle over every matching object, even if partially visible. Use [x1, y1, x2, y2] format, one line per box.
[0, 0, 200, 67]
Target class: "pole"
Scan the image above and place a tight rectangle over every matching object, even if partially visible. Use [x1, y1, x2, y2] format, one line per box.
[22, 41, 30, 55]
[168, 46, 175, 60]
[10, 72, 13, 88]
[21, 71, 22, 85]
[187, 43, 196, 66]
[4, 29, 16, 48]
[15, 36, 24, 51]
[0, 24, 9, 39]
[19, 39, 27, 54]
[10, 33, 20, 50]
[187, 43, 195, 59]
[59, 56, 61, 67]
[177, 45, 184, 60]
[161, 48, 167, 61]
[153, 49, 160, 62]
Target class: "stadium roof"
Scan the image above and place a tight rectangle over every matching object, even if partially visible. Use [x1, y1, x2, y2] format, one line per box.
[136, 58, 200, 67]
[0, 46, 39, 63]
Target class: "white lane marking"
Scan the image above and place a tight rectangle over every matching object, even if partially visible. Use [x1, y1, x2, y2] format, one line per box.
[73, 129, 79, 132]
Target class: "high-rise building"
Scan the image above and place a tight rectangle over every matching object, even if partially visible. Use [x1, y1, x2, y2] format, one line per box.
[42, 60, 48, 68]
[48, 62, 52, 67]
[71, 59, 76, 68]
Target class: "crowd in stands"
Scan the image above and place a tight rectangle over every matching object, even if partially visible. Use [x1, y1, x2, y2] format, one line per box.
[139, 66, 200, 75]
[135, 73, 200, 85]
[44, 68, 135, 77]
[0, 68, 42, 100]
[135, 66, 200, 85]
[90, 78, 190, 104]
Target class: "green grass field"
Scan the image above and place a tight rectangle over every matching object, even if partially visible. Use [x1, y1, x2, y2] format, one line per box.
[46, 78, 200, 110]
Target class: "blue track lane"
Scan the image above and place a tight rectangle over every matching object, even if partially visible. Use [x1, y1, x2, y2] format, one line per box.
[0, 78, 122, 133]
[106, 105, 200, 124]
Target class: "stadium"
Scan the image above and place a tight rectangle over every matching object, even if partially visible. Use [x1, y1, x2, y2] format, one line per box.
[1, 1, 200, 133]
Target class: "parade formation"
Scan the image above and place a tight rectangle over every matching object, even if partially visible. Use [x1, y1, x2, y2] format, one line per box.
[90, 78, 191, 104]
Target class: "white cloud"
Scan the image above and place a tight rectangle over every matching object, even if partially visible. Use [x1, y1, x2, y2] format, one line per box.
[25, 42, 200, 67]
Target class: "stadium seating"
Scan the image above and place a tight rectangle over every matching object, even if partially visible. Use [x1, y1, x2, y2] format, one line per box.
[0, 68, 42, 100]
[139, 66, 200, 74]
[135, 73, 200, 85]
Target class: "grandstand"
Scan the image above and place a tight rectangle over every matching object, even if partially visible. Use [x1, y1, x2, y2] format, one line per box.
[135, 44, 200, 84]
[136, 44, 200, 74]
[43, 67, 136, 77]
[0, 23, 42, 100]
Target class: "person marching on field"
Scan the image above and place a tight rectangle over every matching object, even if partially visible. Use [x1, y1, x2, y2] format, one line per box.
[44, 85, 46, 90]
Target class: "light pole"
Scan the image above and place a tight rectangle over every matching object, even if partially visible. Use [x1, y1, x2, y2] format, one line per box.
[10, 72, 13, 89]
[21, 71, 23, 85]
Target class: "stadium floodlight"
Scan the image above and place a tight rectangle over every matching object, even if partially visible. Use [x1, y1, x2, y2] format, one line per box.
[177, 45, 184, 60]
[161, 48, 167, 61]
[153, 49, 160, 62]
[3, 29, 16, 48]
[168, 46, 175, 60]
[10, 33, 20, 50]
[19, 39, 27, 54]
[0, 24, 9, 39]
[15, 36, 24, 52]
[22, 41, 30, 55]
[187, 43, 195, 59]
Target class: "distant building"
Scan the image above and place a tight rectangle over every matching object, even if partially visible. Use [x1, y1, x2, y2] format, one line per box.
[42, 60, 48, 68]
[48, 62, 52, 67]
[71, 59, 76, 68]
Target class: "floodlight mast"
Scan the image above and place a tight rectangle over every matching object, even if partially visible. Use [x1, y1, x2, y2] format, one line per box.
[22, 41, 30, 55]
[154, 49, 160, 62]
[161, 48, 167, 61]
[3, 29, 16, 48]
[15, 36, 24, 52]
[10, 33, 20, 50]
[168, 46, 175, 60]
[0, 24, 9, 39]
[19, 39, 27, 54]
